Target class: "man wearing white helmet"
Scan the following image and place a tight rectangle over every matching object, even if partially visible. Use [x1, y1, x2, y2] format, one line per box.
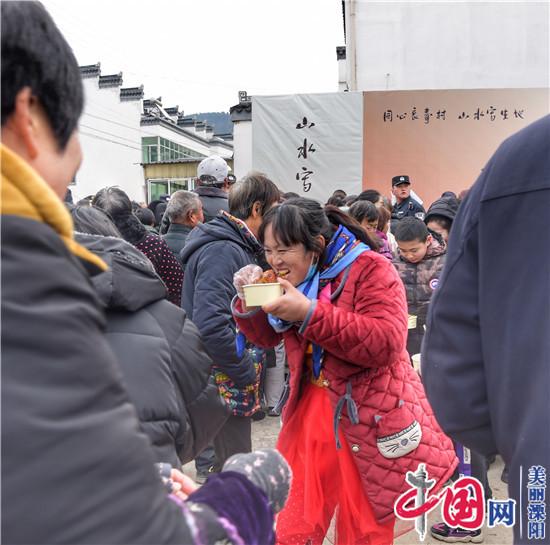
[195, 155, 236, 223]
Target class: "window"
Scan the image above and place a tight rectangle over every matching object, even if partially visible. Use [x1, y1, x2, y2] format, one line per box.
[147, 178, 195, 201]
[142, 136, 207, 163]
[142, 137, 159, 163]
[170, 180, 188, 192]
[148, 180, 169, 202]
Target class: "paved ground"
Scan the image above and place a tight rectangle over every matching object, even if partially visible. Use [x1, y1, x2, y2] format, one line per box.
[184, 415, 513, 544]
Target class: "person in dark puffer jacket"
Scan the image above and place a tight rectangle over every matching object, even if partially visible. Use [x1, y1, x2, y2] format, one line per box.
[1, 4, 287, 543]
[93, 187, 184, 306]
[194, 155, 233, 223]
[70, 205, 228, 467]
[393, 217, 447, 358]
[180, 173, 280, 470]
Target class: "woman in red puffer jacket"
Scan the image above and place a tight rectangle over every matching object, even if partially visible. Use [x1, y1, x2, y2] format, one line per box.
[232, 198, 457, 545]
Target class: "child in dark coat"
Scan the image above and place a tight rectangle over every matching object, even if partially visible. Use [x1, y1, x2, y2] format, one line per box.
[392, 217, 446, 357]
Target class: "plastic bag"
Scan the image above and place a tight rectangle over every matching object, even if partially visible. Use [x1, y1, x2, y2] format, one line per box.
[233, 264, 263, 300]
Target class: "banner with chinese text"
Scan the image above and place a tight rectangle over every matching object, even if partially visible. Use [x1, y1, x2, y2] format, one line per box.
[363, 88, 549, 206]
[252, 92, 364, 202]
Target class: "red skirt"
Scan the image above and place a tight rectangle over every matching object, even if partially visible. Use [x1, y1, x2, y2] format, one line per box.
[276, 383, 395, 545]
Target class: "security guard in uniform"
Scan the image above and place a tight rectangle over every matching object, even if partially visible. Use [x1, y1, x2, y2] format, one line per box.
[390, 175, 426, 232]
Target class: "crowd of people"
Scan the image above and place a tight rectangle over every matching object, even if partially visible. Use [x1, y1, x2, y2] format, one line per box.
[2, 2, 549, 545]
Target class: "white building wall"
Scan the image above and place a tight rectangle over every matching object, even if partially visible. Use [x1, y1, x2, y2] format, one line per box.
[232, 120, 253, 180]
[77, 78, 145, 202]
[77, 76, 233, 202]
[345, 1, 549, 91]
[208, 140, 233, 158]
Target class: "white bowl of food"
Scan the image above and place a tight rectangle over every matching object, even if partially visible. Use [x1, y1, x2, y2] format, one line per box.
[243, 283, 283, 307]
[242, 270, 284, 307]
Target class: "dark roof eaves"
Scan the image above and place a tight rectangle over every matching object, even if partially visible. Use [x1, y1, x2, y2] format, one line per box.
[229, 102, 252, 114]
[99, 73, 123, 88]
[80, 63, 101, 78]
[120, 85, 144, 101]
[230, 101, 252, 122]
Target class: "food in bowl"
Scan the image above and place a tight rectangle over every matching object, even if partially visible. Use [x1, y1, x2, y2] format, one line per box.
[243, 270, 283, 307]
[258, 269, 278, 284]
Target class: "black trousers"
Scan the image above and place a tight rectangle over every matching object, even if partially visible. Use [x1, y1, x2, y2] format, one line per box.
[195, 445, 216, 473]
[452, 447, 493, 500]
[212, 414, 252, 472]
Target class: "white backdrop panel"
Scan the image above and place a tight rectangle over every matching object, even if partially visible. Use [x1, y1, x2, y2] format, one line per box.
[252, 92, 363, 202]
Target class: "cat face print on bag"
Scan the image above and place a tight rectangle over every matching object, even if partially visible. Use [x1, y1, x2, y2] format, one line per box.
[374, 400, 422, 459]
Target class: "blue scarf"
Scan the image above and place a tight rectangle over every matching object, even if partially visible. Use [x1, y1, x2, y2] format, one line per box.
[268, 225, 370, 378]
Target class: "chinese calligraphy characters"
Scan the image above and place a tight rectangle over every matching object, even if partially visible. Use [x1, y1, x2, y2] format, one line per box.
[383, 106, 526, 123]
[295, 117, 316, 192]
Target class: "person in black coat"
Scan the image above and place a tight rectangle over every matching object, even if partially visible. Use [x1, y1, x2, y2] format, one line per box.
[180, 172, 280, 469]
[70, 205, 228, 467]
[422, 115, 550, 545]
[390, 174, 426, 232]
[162, 190, 204, 262]
[194, 155, 235, 223]
[1, 5, 288, 543]
[93, 187, 184, 306]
